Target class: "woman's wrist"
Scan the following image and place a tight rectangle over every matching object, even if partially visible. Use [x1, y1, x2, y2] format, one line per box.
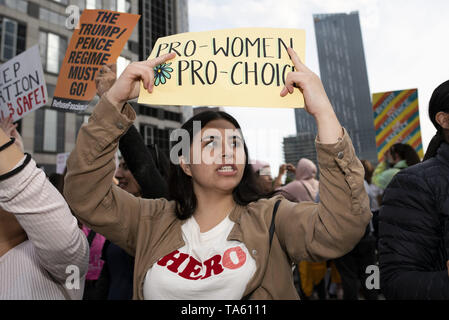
[314, 110, 343, 144]
[0, 131, 24, 175]
[104, 90, 125, 111]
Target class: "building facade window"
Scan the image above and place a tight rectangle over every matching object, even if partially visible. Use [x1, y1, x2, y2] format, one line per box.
[140, 124, 155, 146]
[86, 0, 102, 9]
[34, 107, 66, 153]
[75, 113, 90, 137]
[52, 0, 69, 5]
[117, 55, 130, 77]
[0, 16, 26, 61]
[0, 0, 28, 13]
[39, 7, 67, 27]
[85, 0, 130, 12]
[117, 0, 131, 13]
[39, 31, 67, 74]
[43, 109, 57, 152]
[139, 123, 173, 157]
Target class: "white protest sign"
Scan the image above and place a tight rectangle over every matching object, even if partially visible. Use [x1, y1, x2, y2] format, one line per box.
[56, 152, 71, 174]
[0, 45, 48, 122]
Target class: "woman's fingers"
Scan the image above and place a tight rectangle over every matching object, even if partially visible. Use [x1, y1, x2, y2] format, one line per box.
[280, 86, 289, 97]
[280, 72, 305, 97]
[106, 53, 176, 107]
[130, 62, 153, 93]
[287, 47, 309, 73]
[147, 52, 177, 68]
[127, 52, 176, 92]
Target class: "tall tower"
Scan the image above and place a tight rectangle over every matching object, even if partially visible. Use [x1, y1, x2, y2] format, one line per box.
[291, 11, 377, 166]
[135, 0, 192, 157]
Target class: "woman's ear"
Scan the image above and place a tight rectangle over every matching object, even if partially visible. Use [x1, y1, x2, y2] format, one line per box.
[435, 112, 449, 129]
[179, 156, 192, 177]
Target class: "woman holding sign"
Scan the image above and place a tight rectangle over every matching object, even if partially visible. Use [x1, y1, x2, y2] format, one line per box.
[64, 48, 371, 300]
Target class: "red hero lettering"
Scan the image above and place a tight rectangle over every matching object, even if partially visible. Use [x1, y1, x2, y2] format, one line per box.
[156, 246, 247, 280]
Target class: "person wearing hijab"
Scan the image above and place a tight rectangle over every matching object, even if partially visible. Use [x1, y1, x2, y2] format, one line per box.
[378, 79, 449, 299]
[277, 158, 328, 299]
[279, 158, 319, 202]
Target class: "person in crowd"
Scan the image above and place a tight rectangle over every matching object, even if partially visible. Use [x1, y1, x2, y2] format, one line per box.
[372, 143, 421, 191]
[47, 169, 105, 299]
[360, 159, 382, 248]
[278, 158, 319, 202]
[0, 119, 88, 299]
[361, 160, 382, 212]
[273, 163, 296, 189]
[252, 161, 296, 194]
[379, 80, 449, 299]
[333, 159, 379, 300]
[86, 63, 169, 300]
[277, 158, 328, 300]
[251, 160, 274, 193]
[63, 48, 371, 300]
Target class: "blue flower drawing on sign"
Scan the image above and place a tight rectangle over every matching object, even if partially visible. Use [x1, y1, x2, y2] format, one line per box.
[154, 62, 173, 86]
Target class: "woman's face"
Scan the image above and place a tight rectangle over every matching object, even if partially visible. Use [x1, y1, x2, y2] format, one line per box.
[115, 159, 142, 197]
[181, 119, 246, 195]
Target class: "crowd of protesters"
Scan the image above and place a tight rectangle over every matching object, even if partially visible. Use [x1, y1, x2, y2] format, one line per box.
[0, 47, 448, 300]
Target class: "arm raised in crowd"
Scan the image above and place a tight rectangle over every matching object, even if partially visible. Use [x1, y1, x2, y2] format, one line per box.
[271, 128, 371, 262]
[0, 128, 89, 284]
[96, 63, 169, 199]
[64, 53, 176, 255]
[274, 48, 372, 262]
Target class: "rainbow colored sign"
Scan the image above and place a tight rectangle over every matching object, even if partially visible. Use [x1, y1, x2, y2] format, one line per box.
[372, 89, 423, 162]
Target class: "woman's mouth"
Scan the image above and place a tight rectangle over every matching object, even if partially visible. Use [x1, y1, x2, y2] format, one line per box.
[216, 165, 238, 176]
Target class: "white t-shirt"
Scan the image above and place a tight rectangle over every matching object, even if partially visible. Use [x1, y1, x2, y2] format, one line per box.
[143, 215, 257, 300]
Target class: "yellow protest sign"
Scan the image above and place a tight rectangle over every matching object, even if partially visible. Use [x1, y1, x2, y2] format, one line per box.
[138, 28, 305, 108]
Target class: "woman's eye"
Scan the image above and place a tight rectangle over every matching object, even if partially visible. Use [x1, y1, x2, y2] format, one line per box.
[231, 138, 242, 147]
[204, 140, 218, 148]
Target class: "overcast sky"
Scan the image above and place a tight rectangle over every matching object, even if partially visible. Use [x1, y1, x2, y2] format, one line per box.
[188, 0, 449, 177]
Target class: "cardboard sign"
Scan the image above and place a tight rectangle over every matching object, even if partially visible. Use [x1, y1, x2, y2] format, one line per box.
[0, 45, 48, 122]
[138, 28, 306, 108]
[52, 10, 140, 111]
[372, 89, 424, 161]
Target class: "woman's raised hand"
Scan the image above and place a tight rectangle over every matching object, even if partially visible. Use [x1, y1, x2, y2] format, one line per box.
[280, 48, 334, 118]
[281, 47, 342, 143]
[105, 52, 176, 109]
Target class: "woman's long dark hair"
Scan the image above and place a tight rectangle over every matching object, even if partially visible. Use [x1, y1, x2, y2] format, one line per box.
[168, 110, 274, 220]
[424, 80, 449, 160]
[389, 143, 421, 166]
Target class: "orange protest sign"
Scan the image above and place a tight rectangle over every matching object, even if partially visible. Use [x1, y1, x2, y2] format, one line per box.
[52, 9, 139, 111]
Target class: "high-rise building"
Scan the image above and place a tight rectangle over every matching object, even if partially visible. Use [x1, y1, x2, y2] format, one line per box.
[0, 0, 190, 173]
[283, 132, 317, 180]
[290, 11, 377, 167]
[134, 0, 192, 158]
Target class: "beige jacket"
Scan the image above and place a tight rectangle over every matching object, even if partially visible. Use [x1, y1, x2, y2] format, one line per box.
[64, 95, 372, 300]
